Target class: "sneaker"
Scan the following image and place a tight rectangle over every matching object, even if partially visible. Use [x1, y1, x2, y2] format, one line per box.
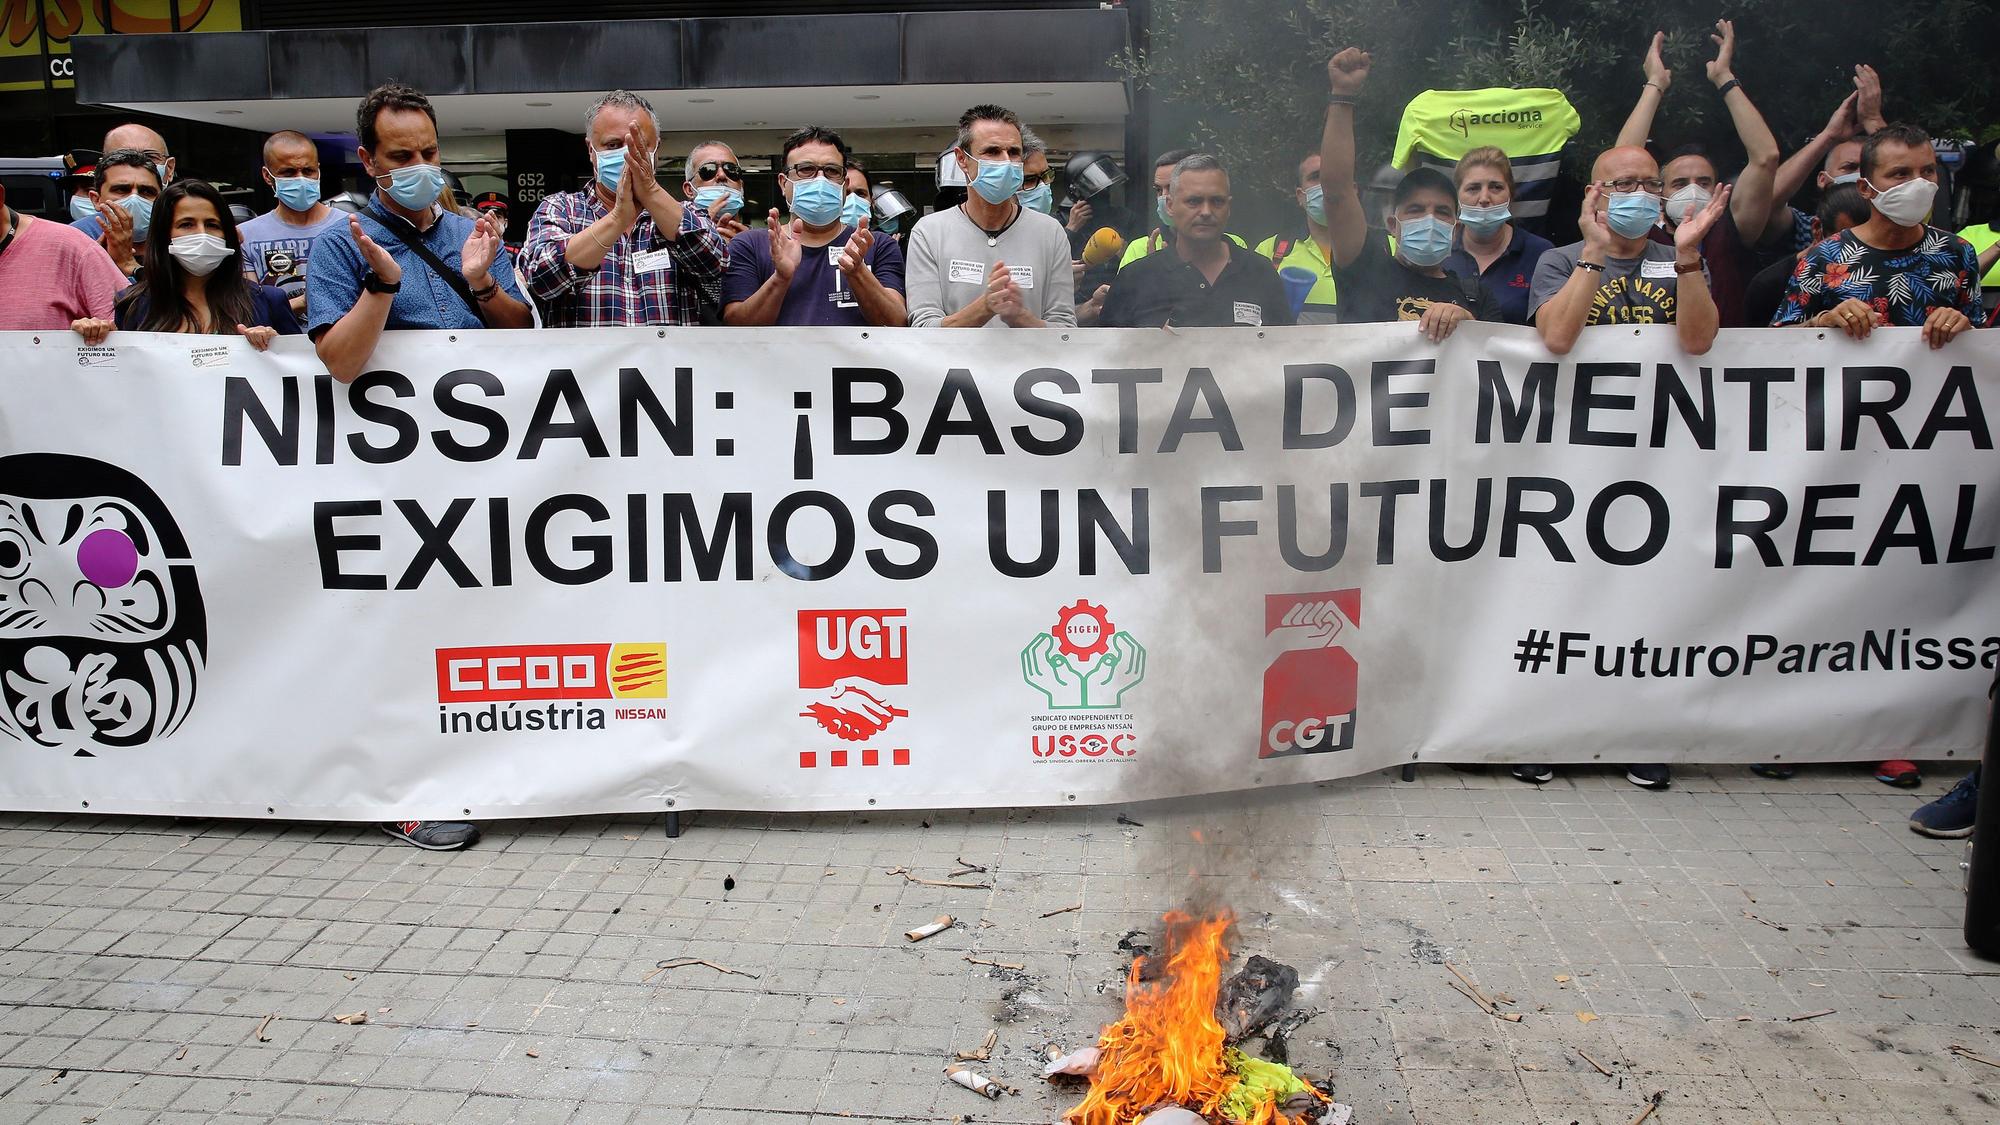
[1874, 760, 1922, 788]
[379, 820, 481, 850]
[1511, 764, 1554, 784]
[1750, 763, 1796, 780]
[1626, 763, 1672, 790]
[1909, 771, 1978, 838]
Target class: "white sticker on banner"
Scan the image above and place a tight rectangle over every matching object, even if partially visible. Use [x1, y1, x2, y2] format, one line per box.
[1233, 302, 1263, 326]
[1640, 258, 1678, 279]
[948, 259, 986, 285]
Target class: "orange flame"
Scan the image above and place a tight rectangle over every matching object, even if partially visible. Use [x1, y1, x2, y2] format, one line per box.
[1064, 911, 1318, 1125]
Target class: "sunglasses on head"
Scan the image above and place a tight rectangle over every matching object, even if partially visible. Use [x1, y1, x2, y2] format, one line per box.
[695, 161, 743, 182]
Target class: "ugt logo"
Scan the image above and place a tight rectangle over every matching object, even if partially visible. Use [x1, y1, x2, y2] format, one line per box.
[0, 454, 207, 757]
[797, 609, 907, 742]
[1261, 590, 1360, 758]
[1021, 600, 1145, 710]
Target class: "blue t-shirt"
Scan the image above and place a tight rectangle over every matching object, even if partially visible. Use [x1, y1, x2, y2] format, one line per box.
[113, 284, 302, 334]
[721, 225, 905, 326]
[305, 199, 525, 336]
[238, 208, 349, 299]
[1443, 226, 1553, 326]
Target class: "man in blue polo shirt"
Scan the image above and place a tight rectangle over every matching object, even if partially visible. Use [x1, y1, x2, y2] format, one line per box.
[307, 83, 530, 385]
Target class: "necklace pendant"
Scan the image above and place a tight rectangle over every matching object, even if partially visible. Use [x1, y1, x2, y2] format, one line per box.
[987, 236, 997, 247]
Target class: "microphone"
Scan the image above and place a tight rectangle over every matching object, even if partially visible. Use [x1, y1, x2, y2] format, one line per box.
[1081, 227, 1127, 267]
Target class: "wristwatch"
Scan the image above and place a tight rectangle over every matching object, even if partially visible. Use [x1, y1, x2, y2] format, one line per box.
[362, 271, 401, 294]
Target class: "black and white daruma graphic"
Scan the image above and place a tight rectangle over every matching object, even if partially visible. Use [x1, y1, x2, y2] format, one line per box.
[0, 454, 206, 756]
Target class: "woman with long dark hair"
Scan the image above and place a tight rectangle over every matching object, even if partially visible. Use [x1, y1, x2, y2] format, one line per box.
[72, 179, 299, 348]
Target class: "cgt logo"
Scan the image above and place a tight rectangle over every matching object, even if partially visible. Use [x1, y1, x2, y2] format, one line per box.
[1260, 590, 1360, 758]
[436, 643, 665, 703]
[797, 609, 908, 742]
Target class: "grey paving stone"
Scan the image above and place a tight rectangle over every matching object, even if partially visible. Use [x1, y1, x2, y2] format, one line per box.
[1, 764, 1996, 1123]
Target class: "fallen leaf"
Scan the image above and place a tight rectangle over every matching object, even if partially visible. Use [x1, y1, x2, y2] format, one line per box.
[525, 1049, 539, 1058]
[1554, 975, 1571, 984]
[332, 1012, 368, 1025]
[1576, 1011, 1599, 1024]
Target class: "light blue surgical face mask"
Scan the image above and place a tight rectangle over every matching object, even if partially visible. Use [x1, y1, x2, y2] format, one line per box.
[155, 162, 171, 186]
[1606, 191, 1662, 238]
[693, 185, 743, 217]
[970, 157, 1024, 205]
[1396, 215, 1455, 267]
[790, 176, 844, 227]
[272, 174, 320, 212]
[1156, 193, 1171, 226]
[878, 213, 901, 234]
[117, 194, 153, 242]
[1458, 202, 1510, 238]
[69, 194, 97, 223]
[1017, 182, 1053, 214]
[593, 146, 627, 194]
[841, 192, 872, 226]
[380, 163, 445, 211]
[1829, 172, 1860, 186]
[1304, 184, 1326, 226]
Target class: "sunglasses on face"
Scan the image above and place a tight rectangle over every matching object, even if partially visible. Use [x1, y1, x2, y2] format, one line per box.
[695, 161, 743, 182]
[1022, 169, 1056, 187]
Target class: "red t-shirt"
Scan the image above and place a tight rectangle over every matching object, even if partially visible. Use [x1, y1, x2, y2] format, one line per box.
[0, 214, 129, 330]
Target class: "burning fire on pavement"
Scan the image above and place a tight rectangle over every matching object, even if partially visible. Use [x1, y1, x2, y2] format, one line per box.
[1061, 910, 1332, 1125]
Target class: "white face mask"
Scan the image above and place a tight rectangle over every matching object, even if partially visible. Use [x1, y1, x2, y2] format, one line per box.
[167, 233, 235, 277]
[1865, 177, 1938, 228]
[1664, 184, 1712, 226]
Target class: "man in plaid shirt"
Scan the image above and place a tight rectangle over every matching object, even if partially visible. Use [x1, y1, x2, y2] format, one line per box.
[521, 90, 728, 326]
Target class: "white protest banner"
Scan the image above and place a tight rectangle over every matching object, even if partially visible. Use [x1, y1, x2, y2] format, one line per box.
[0, 325, 1994, 820]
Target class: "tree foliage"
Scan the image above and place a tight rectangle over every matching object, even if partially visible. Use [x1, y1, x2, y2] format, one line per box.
[1122, 0, 1997, 198]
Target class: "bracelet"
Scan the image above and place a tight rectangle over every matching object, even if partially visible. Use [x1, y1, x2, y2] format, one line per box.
[1644, 81, 1666, 93]
[1326, 93, 1358, 107]
[1674, 259, 1704, 275]
[1574, 260, 1605, 273]
[1716, 78, 1741, 98]
[470, 280, 499, 302]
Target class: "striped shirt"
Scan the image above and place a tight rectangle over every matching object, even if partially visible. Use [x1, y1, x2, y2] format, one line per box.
[1392, 88, 1581, 228]
[520, 189, 728, 327]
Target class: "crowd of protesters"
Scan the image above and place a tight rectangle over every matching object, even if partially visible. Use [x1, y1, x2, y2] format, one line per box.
[1, 23, 1992, 849]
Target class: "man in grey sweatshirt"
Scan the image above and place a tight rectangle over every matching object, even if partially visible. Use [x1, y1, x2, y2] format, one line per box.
[905, 104, 1076, 328]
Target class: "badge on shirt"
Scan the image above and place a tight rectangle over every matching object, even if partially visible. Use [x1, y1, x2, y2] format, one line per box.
[1010, 265, 1036, 290]
[1233, 301, 1263, 327]
[948, 259, 986, 286]
[1639, 259, 1678, 279]
[632, 247, 675, 275]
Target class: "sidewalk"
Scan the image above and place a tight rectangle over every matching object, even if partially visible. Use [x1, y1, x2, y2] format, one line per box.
[0, 764, 1994, 1124]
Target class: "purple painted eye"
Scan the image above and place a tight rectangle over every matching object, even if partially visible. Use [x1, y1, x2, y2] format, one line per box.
[77, 528, 139, 589]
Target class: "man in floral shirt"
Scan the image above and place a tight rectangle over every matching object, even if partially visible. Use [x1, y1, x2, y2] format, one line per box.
[1773, 124, 1985, 347]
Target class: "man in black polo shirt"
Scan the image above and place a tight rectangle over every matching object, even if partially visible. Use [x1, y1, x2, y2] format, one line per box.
[1099, 154, 1294, 328]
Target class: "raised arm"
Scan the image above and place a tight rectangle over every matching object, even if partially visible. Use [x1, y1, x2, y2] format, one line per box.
[312, 217, 397, 384]
[1767, 93, 1859, 239]
[1319, 47, 1374, 269]
[1616, 32, 1672, 148]
[1671, 184, 1730, 355]
[1705, 21, 1779, 244]
[1533, 187, 1611, 356]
